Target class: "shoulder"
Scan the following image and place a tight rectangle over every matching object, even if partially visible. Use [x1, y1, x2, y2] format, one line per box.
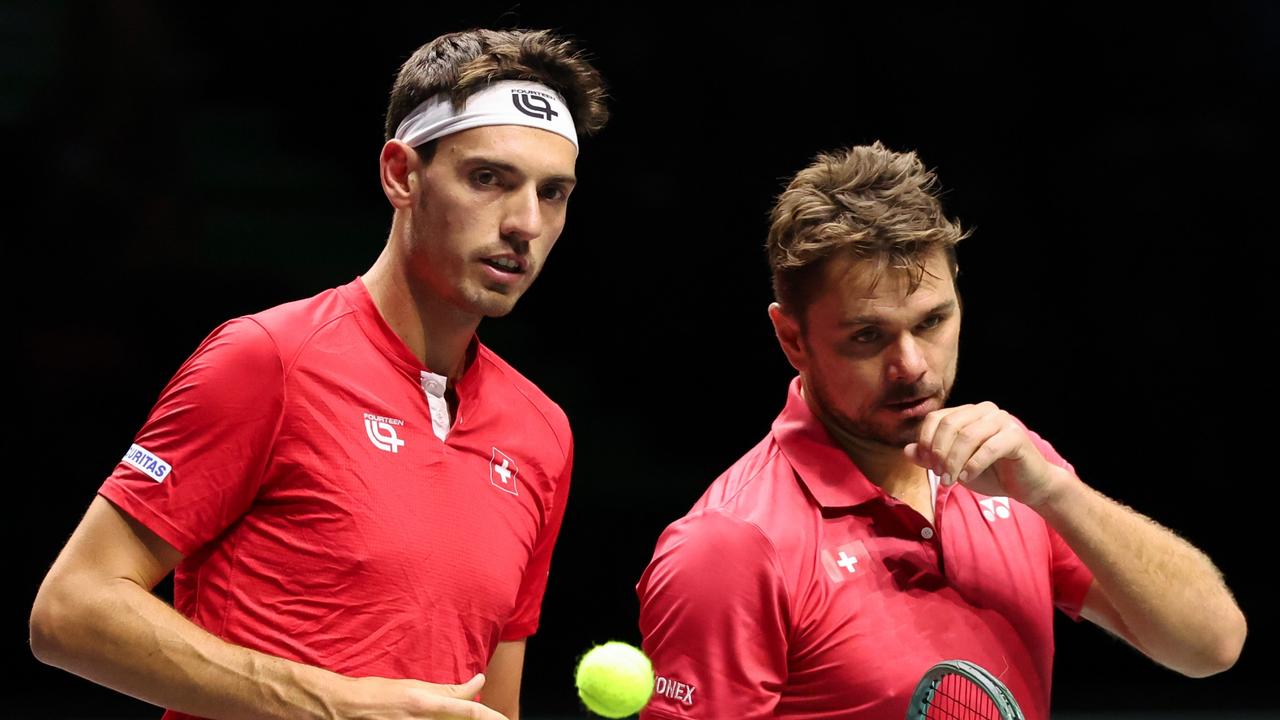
[1009, 413, 1075, 474]
[687, 435, 816, 552]
[642, 508, 786, 593]
[642, 431, 811, 574]
[173, 316, 281, 388]
[169, 285, 361, 395]
[475, 343, 572, 455]
[694, 435, 790, 510]
[647, 433, 806, 577]
[243, 286, 356, 368]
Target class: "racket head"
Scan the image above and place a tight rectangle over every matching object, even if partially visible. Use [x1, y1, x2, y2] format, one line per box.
[905, 659, 1025, 720]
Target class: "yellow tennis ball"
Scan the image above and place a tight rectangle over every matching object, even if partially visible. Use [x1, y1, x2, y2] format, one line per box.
[574, 641, 655, 718]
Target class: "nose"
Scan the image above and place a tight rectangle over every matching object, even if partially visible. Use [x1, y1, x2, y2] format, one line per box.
[500, 186, 542, 247]
[885, 333, 928, 384]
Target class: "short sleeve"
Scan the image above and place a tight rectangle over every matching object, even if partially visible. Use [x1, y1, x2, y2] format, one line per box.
[636, 510, 789, 720]
[1024, 425, 1077, 477]
[1048, 524, 1094, 619]
[500, 434, 574, 640]
[1024, 426, 1094, 618]
[98, 317, 285, 556]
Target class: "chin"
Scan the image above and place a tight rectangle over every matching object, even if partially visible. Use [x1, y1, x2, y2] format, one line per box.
[474, 294, 521, 318]
[482, 304, 518, 318]
[457, 283, 523, 318]
[858, 417, 924, 448]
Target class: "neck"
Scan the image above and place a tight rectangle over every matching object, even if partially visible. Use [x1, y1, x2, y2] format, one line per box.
[363, 242, 479, 383]
[802, 383, 925, 498]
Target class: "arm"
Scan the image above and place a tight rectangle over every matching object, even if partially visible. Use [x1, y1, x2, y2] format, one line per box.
[907, 402, 1246, 677]
[481, 641, 526, 719]
[482, 433, 573, 720]
[30, 496, 507, 720]
[637, 511, 789, 719]
[1041, 477, 1245, 676]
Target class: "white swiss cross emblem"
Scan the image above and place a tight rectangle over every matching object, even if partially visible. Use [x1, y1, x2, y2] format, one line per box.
[980, 496, 1012, 522]
[490, 447, 519, 496]
[820, 540, 869, 583]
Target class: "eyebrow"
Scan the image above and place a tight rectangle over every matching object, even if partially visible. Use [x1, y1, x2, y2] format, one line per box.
[464, 156, 577, 186]
[838, 299, 957, 327]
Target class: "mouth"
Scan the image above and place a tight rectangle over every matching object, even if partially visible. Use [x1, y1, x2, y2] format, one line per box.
[481, 256, 527, 275]
[882, 393, 939, 418]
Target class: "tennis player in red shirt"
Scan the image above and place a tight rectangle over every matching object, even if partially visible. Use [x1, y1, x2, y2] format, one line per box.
[31, 29, 607, 720]
[637, 142, 1246, 720]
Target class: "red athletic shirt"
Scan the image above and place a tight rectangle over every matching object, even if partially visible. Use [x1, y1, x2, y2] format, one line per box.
[636, 378, 1093, 720]
[100, 278, 573, 719]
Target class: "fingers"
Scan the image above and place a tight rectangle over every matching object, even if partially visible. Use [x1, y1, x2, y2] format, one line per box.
[447, 673, 486, 699]
[940, 407, 1005, 485]
[914, 402, 1001, 484]
[350, 673, 507, 720]
[912, 406, 953, 471]
[405, 674, 510, 719]
[452, 698, 509, 720]
[953, 423, 1021, 491]
[903, 442, 928, 468]
[910, 402, 1052, 504]
[423, 697, 509, 720]
[405, 674, 509, 720]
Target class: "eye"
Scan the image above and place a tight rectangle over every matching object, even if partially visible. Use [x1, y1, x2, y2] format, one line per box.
[539, 184, 569, 202]
[852, 327, 882, 344]
[472, 169, 501, 188]
[918, 314, 943, 331]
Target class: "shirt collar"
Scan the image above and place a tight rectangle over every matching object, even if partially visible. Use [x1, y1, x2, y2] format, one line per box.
[771, 376, 955, 512]
[339, 276, 482, 388]
[771, 376, 884, 508]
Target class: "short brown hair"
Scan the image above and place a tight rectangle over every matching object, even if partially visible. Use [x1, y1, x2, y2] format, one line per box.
[384, 29, 609, 142]
[766, 142, 969, 318]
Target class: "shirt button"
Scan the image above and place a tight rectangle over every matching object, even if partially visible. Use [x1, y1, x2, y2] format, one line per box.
[920, 527, 935, 540]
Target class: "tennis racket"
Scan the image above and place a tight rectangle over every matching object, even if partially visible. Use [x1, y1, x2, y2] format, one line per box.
[905, 659, 1025, 720]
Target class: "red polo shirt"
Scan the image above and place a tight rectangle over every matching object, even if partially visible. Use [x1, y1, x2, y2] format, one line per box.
[637, 378, 1092, 720]
[100, 278, 573, 720]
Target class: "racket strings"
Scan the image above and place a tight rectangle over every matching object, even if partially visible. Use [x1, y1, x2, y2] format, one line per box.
[923, 673, 1001, 720]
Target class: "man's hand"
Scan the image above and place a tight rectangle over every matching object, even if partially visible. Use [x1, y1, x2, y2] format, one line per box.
[30, 497, 512, 720]
[902, 401, 1246, 676]
[337, 673, 509, 720]
[904, 401, 1063, 507]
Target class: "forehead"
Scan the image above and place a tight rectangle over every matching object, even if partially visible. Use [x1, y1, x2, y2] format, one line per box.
[433, 125, 577, 177]
[810, 249, 957, 324]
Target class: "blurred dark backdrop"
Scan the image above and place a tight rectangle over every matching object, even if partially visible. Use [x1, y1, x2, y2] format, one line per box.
[8, 1, 1275, 717]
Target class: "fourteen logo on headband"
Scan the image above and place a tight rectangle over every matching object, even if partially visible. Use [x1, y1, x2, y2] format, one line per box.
[511, 90, 558, 121]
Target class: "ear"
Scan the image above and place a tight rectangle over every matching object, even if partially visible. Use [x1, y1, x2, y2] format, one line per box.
[769, 302, 809, 374]
[380, 140, 420, 210]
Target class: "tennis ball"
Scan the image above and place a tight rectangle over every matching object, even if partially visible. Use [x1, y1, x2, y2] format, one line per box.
[574, 641, 655, 718]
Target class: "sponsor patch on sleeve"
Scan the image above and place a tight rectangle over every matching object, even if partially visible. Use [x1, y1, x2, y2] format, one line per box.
[121, 443, 172, 483]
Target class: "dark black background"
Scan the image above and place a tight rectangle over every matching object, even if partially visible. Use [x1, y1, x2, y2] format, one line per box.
[8, 2, 1275, 717]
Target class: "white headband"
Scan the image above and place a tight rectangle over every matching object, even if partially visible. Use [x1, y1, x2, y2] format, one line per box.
[393, 80, 578, 153]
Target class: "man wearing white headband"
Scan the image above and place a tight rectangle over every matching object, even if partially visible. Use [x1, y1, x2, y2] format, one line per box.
[33, 29, 609, 720]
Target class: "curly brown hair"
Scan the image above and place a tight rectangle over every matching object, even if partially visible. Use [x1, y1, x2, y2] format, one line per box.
[767, 142, 969, 320]
[384, 29, 609, 144]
